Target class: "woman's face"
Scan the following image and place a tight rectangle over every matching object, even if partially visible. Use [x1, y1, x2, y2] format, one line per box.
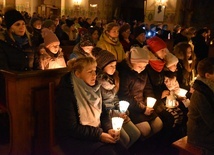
[76, 63, 97, 86]
[168, 63, 177, 72]
[156, 48, 167, 59]
[10, 20, 26, 36]
[103, 61, 116, 75]
[132, 62, 148, 73]
[107, 26, 119, 38]
[92, 30, 99, 41]
[48, 42, 60, 54]
[186, 47, 192, 59]
[33, 20, 42, 29]
[122, 29, 131, 39]
[82, 46, 94, 54]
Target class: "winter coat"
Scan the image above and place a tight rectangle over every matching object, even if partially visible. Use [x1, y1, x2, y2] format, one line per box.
[96, 32, 125, 62]
[0, 31, 39, 71]
[187, 79, 214, 152]
[55, 72, 112, 154]
[38, 44, 66, 70]
[69, 43, 91, 59]
[146, 64, 166, 101]
[31, 28, 43, 47]
[117, 60, 157, 124]
[96, 70, 119, 110]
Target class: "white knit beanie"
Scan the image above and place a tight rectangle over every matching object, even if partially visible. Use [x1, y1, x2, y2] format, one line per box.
[165, 52, 179, 67]
[130, 46, 149, 63]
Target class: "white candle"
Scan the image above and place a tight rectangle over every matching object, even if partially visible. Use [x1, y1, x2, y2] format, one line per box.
[112, 117, 124, 131]
[147, 97, 157, 108]
[178, 88, 188, 97]
[119, 101, 130, 113]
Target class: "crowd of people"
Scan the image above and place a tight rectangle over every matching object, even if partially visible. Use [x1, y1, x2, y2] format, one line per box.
[0, 7, 214, 155]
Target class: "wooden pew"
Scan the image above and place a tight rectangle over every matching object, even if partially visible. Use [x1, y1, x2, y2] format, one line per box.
[172, 136, 204, 155]
[0, 68, 68, 155]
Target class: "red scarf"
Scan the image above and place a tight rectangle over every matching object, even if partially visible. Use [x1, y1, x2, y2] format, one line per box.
[149, 59, 165, 72]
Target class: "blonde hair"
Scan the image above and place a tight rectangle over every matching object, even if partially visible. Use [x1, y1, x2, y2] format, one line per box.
[67, 57, 96, 72]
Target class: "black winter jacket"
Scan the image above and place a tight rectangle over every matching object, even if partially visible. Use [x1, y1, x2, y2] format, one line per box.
[55, 72, 112, 144]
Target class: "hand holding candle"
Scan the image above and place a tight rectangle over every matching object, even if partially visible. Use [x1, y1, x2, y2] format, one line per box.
[119, 100, 130, 113]
[177, 88, 188, 97]
[146, 97, 157, 108]
[111, 117, 124, 141]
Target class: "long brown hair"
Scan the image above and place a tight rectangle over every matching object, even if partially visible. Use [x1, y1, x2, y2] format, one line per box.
[173, 42, 196, 73]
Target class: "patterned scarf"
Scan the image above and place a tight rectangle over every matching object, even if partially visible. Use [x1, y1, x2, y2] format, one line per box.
[72, 73, 102, 127]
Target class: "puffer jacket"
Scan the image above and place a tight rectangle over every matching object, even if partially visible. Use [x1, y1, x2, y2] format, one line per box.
[38, 44, 66, 70]
[117, 60, 157, 124]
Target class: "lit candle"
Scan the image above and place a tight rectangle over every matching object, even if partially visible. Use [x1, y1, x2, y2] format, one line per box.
[147, 97, 157, 108]
[112, 117, 124, 131]
[119, 101, 130, 113]
[178, 88, 188, 97]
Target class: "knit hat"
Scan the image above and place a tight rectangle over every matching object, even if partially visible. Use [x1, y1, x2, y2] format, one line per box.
[42, 28, 60, 47]
[80, 33, 94, 47]
[42, 19, 55, 28]
[133, 26, 146, 38]
[96, 50, 116, 69]
[146, 36, 167, 53]
[130, 46, 149, 63]
[4, 9, 25, 29]
[119, 23, 130, 34]
[165, 53, 178, 67]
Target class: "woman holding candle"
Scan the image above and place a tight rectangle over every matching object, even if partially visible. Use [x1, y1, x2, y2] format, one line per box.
[55, 57, 129, 155]
[93, 49, 141, 148]
[117, 46, 163, 139]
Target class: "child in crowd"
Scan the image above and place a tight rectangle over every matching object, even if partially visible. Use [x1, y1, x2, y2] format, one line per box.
[117, 46, 163, 139]
[69, 32, 94, 59]
[163, 53, 185, 127]
[173, 42, 196, 92]
[38, 28, 66, 70]
[93, 49, 141, 148]
[55, 57, 129, 155]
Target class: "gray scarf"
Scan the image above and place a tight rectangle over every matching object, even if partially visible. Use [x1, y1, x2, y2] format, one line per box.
[72, 72, 102, 127]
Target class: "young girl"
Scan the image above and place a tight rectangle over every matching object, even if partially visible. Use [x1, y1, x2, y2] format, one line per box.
[69, 32, 94, 59]
[55, 57, 129, 155]
[173, 42, 196, 94]
[38, 28, 66, 70]
[164, 54, 185, 127]
[117, 46, 163, 139]
[93, 49, 141, 148]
